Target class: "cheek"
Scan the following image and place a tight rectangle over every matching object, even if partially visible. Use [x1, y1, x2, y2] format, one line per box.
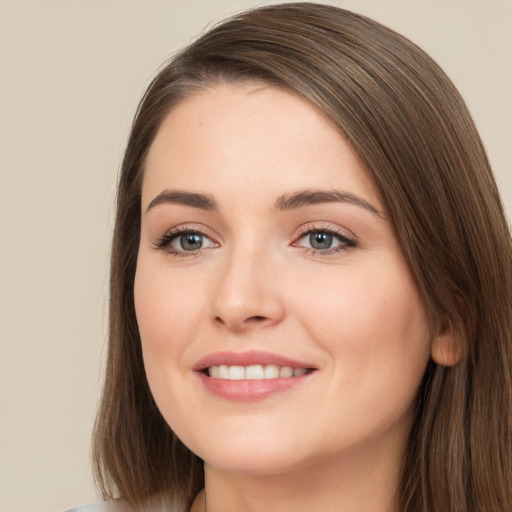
[134, 262, 206, 354]
[133, 262, 207, 425]
[133, 260, 210, 418]
[290, 264, 431, 446]
[294, 262, 431, 389]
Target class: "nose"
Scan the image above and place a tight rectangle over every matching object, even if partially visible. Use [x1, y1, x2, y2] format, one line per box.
[211, 246, 286, 333]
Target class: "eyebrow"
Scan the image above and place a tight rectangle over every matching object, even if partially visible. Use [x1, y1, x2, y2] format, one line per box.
[274, 189, 384, 218]
[145, 190, 217, 212]
[145, 188, 384, 218]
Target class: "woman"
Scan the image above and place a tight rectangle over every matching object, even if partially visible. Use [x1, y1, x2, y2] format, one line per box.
[79, 3, 512, 511]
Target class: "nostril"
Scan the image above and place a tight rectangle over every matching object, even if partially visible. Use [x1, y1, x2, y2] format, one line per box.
[247, 315, 267, 322]
[215, 315, 267, 326]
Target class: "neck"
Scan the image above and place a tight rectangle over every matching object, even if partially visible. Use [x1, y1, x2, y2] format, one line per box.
[191, 437, 404, 512]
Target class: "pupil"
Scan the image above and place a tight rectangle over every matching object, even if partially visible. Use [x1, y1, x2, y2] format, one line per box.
[181, 233, 202, 250]
[310, 232, 332, 250]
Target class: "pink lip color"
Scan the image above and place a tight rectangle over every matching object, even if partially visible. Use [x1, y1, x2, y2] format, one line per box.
[193, 350, 314, 370]
[193, 350, 316, 401]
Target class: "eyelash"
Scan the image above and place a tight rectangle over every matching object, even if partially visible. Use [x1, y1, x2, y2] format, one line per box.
[293, 224, 357, 256]
[153, 225, 217, 258]
[153, 224, 357, 258]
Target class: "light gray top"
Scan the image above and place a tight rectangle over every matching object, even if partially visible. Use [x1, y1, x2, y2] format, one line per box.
[65, 500, 184, 512]
[65, 504, 128, 512]
[65, 503, 134, 512]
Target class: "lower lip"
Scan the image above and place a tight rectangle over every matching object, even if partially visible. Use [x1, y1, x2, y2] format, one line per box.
[197, 372, 313, 401]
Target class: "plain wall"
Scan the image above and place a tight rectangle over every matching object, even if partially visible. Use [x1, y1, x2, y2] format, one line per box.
[1, 1, 510, 511]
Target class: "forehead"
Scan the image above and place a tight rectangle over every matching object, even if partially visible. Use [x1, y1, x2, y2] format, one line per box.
[142, 82, 383, 211]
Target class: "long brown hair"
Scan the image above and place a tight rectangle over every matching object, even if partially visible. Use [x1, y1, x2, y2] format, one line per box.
[93, 3, 512, 511]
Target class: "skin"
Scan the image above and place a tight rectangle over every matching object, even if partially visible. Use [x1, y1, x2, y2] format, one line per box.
[134, 82, 452, 512]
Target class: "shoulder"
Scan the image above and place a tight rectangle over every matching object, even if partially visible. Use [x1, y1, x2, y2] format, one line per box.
[64, 502, 130, 512]
[64, 500, 183, 512]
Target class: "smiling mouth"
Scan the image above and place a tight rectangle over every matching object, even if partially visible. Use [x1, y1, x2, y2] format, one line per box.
[195, 352, 317, 400]
[207, 364, 313, 380]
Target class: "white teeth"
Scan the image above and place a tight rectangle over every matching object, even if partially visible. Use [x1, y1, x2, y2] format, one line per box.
[246, 365, 264, 380]
[218, 365, 229, 379]
[207, 364, 309, 380]
[228, 365, 245, 380]
[264, 364, 280, 379]
[279, 366, 293, 378]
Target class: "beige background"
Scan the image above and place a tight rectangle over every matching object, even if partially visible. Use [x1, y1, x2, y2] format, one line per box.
[1, 1, 510, 511]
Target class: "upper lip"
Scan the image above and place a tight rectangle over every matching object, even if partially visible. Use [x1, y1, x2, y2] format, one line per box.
[193, 350, 316, 371]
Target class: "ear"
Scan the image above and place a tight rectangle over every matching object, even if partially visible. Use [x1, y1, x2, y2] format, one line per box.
[431, 320, 464, 367]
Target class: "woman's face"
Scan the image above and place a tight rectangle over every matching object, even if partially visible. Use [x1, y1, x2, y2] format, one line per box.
[135, 82, 433, 476]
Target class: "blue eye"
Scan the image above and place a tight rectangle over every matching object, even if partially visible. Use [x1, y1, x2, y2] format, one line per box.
[172, 233, 206, 251]
[308, 232, 334, 250]
[297, 229, 355, 253]
[155, 229, 217, 255]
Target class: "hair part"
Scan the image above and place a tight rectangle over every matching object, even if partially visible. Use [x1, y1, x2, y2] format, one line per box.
[93, 3, 512, 511]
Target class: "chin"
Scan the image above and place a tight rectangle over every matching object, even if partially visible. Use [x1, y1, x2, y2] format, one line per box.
[204, 450, 303, 476]
[184, 428, 309, 476]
